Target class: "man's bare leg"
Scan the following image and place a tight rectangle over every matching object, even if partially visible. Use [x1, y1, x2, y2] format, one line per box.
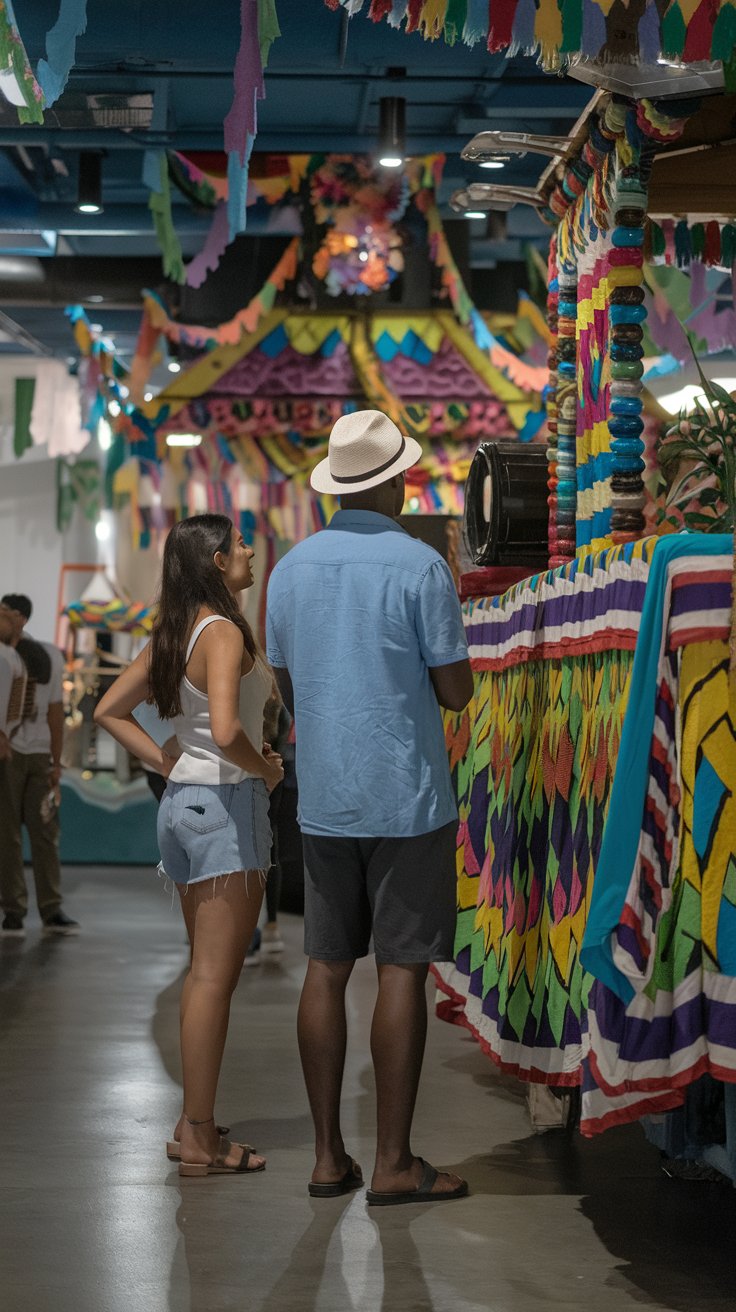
[370, 962, 464, 1196]
[297, 957, 357, 1183]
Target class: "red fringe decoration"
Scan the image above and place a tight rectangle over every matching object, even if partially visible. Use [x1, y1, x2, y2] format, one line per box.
[488, 0, 518, 52]
[324, 0, 340, 9]
[369, 0, 394, 19]
[406, 0, 424, 32]
[704, 220, 722, 266]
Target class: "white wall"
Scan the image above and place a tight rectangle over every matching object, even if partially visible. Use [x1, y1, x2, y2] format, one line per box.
[0, 357, 97, 644]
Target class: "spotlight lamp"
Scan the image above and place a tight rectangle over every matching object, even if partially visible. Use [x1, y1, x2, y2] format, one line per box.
[451, 184, 545, 215]
[462, 131, 570, 164]
[378, 96, 406, 168]
[76, 151, 104, 214]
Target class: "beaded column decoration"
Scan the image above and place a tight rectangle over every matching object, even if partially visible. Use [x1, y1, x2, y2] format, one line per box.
[607, 122, 648, 546]
[545, 234, 561, 566]
[607, 99, 691, 546]
[554, 260, 578, 565]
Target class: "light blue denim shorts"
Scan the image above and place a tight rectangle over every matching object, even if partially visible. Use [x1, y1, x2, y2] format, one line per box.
[157, 779, 272, 886]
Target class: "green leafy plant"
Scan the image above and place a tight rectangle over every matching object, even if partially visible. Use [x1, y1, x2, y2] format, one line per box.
[657, 348, 736, 534]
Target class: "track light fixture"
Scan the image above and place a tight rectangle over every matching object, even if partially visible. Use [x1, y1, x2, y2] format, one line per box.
[378, 97, 406, 169]
[76, 151, 104, 214]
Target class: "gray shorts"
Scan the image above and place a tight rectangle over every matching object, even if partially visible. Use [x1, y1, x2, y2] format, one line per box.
[301, 821, 458, 965]
[158, 779, 272, 886]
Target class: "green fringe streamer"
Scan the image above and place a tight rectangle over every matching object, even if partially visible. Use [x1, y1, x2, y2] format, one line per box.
[149, 154, 185, 284]
[257, 0, 281, 68]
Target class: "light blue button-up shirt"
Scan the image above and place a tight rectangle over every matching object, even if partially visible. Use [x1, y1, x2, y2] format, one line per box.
[266, 510, 469, 838]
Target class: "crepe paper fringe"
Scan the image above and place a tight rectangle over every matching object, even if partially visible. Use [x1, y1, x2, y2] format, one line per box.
[124, 238, 300, 405]
[325, 0, 736, 67]
[0, 0, 44, 122]
[36, 0, 87, 107]
[148, 153, 186, 285]
[650, 218, 736, 271]
[148, 0, 279, 281]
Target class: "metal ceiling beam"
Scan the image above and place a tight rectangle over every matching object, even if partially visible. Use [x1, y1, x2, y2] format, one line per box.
[456, 108, 589, 128]
[0, 129, 487, 152]
[0, 308, 54, 355]
[0, 204, 303, 235]
[63, 67, 557, 84]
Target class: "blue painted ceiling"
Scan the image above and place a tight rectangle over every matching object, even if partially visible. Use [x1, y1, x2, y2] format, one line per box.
[0, 1, 592, 358]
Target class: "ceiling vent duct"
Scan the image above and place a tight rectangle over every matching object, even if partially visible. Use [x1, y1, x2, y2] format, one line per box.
[28, 93, 155, 131]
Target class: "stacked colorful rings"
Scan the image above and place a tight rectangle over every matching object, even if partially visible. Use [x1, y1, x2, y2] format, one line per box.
[546, 252, 561, 566]
[607, 166, 647, 544]
[553, 263, 578, 564]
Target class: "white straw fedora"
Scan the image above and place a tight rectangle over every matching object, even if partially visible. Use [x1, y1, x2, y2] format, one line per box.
[310, 410, 423, 495]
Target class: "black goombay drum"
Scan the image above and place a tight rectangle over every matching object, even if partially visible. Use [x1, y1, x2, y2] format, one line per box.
[463, 441, 549, 567]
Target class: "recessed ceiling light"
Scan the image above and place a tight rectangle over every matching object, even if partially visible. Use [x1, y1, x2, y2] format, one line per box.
[463, 211, 486, 220]
[144, 391, 153, 402]
[379, 155, 403, 168]
[88, 294, 104, 303]
[166, 433, 202, 447]
[167, 360, 181, 373]
[77, 202, 102, 215]
[480, 160, 505, 169]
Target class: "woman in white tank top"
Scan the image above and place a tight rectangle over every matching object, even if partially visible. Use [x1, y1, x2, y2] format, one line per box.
[95, 514, 284, 1177]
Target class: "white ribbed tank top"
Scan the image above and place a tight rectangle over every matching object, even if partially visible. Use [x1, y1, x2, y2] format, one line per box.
[168, 615, 272, 784]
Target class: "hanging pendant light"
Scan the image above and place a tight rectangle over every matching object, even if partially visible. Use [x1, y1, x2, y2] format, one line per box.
[76, 151, 104, 214]
[378, 97, 406, 169]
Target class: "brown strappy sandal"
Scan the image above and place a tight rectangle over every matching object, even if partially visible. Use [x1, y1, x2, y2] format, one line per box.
[178, 1117, 266, 1178]
[166, 1125, 256, 1161]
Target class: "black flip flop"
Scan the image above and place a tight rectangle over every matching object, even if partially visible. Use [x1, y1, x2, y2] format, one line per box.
[366, 1158, 469, 1207]
[308, 1158, 364, 1198]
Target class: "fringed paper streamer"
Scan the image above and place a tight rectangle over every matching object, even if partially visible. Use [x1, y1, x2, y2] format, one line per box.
[36, 0, 87, 107]
[258, 0, 281, 66]
[489, 0, 518, 52]
[423, 198, 546, 400]
[444, 0, 467, 43]
[185, 202, 231, 290]
[325, 0, 736, 68]
[127, 238, 299, 402]
[418, 0, 449, 39]
[406, 0, 425, 30]
[0, 0, 44, 123]
[148, 153, 186, 284]
[463, 0, 489, 43]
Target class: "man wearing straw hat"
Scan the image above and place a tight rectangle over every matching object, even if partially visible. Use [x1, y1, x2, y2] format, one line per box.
[267, 409, 473, 1206]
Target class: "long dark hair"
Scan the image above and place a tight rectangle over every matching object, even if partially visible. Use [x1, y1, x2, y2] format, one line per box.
[148, 514, 257, 719]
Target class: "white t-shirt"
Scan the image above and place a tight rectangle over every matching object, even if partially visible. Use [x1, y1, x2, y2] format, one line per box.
[12, 640, 64, 756]
[0, 644, 26, 738]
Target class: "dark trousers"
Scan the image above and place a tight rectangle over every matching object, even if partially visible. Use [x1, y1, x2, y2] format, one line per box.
[0, 752, 62, 921]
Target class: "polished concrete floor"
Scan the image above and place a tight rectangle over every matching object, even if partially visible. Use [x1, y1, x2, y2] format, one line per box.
[2, 866, 736, 1312]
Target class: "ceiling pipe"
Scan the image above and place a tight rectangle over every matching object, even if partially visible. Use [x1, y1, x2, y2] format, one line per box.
[0, 308, 54, 355]
[0, 204, 303, 235]
[0, 128, 544, 151]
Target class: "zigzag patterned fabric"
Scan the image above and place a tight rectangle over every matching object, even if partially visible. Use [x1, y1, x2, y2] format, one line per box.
[438, 538, 655, 1083]
[438, 535, 734, 1098]
[580, 541, 736, 1134]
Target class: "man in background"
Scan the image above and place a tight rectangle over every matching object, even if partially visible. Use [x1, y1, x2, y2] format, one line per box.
[0, 594, 79, 937]
[0, 608, 25, 765]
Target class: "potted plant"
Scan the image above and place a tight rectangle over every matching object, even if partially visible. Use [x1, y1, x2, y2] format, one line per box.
[657, 351, 736, 534]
